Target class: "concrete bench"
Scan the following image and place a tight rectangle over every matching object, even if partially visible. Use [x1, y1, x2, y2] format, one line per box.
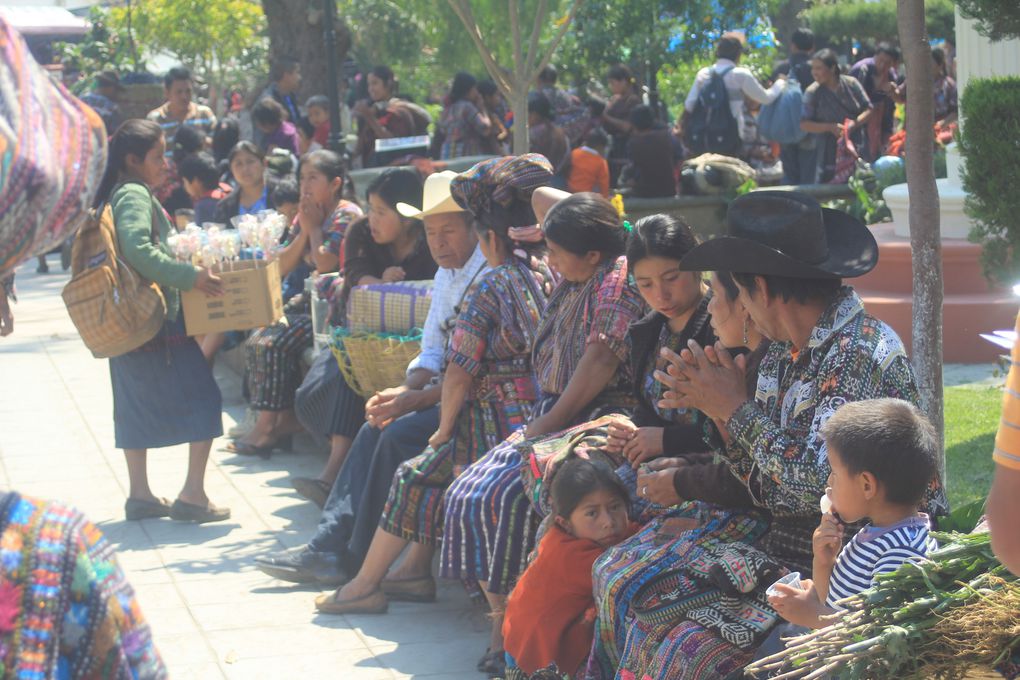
[623, 183, 856, 239]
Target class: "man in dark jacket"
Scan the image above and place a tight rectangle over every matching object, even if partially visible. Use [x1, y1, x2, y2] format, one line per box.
[771, 28, 817, 184]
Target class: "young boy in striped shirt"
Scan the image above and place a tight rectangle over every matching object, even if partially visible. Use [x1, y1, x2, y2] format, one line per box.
[768, 398, 939, 628]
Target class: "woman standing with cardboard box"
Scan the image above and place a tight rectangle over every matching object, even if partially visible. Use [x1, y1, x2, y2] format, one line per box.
[97, 119, 230, 524]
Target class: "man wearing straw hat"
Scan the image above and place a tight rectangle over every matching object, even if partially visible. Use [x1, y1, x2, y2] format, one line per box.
[255, 171, 489, 587]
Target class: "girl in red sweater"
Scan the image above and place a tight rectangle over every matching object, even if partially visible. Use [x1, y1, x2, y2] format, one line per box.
[503, 458, 638, 678]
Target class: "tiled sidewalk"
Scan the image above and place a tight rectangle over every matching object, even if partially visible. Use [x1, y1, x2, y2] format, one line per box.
[0, 260, 488, 680]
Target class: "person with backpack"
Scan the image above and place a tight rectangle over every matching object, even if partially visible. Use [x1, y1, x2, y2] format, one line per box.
[91, 119, 229, 523]
[772, 27, 816, 91]
[769, 27, 818, 184]
[351, 65, 417, 168]
[680, 33, 785, 160]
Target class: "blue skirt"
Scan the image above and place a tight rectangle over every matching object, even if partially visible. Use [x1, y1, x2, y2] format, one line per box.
[109, 315, 223, 450]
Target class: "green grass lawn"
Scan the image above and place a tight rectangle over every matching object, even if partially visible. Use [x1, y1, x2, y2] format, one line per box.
[944, 384, 1002, 510]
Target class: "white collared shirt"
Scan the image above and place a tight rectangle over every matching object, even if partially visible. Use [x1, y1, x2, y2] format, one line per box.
[406, 244, 490, 376]
[684, 58, 784, 141]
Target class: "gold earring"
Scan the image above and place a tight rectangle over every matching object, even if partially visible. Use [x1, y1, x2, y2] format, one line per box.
[742, 317, 749, 345]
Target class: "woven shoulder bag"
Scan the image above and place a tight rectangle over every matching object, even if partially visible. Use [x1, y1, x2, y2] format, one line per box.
[61, 186, 166, 358]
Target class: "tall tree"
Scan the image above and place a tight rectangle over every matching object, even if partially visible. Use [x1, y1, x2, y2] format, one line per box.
[446, 0, 583, 154]
[897, 0, 945, 467]
[260, 0, 351, 102]
[111, 0, 266, 114]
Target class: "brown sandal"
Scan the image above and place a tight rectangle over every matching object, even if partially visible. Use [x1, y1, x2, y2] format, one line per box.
[291, 477, 331, 508]
[169, 499, 231, 524]
[124, 497, 171, 521]
[314, 589, 388, 615]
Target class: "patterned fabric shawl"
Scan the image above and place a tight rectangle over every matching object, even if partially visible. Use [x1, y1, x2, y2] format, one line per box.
[0, 491, 165, 679]
[0, 18, 108, 279]
[531, 256, 644, 399]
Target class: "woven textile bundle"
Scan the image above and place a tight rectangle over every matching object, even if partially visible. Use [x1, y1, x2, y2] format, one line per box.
[346, 280, 433, 335]
[0, 17, 108, 279]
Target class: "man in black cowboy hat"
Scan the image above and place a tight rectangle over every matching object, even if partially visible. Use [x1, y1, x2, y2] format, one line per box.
[653, 190, 947, 572]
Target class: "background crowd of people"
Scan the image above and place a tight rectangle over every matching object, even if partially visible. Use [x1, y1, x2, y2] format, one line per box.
[62, 24, 957, 224]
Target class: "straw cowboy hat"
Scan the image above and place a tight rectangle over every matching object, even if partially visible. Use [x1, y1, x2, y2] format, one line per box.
[679, 190, 879, 279]
[396, 171, 466, 219]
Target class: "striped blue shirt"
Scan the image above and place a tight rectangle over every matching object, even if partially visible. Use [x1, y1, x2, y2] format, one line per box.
[826, 514, 934, 608]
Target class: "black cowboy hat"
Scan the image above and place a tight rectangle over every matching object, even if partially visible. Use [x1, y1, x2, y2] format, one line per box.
[679, 190, 878, 279]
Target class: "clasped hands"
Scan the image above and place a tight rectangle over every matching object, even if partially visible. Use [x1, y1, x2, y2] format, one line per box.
[653, 339, 748, 425]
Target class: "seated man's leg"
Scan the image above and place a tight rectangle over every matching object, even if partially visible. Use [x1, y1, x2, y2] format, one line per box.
[306, 421, 385, 555]
[254, 419, 385, 584]
[342, 405, 441, 574]
[254, 406, 440, 582]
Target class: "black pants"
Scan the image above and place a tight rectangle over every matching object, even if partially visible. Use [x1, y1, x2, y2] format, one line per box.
[306, 405, 440, 574]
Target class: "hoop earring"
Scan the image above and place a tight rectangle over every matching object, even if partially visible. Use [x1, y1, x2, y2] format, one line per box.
[742, 317, 749, 346]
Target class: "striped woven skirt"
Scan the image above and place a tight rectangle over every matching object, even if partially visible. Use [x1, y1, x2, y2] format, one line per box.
[381, 390, 533, 546]
[586, 503, 768, 680]
[244, 314, 313, 411]
[294, 346, 365, 439]
[440, 398, 629, 595]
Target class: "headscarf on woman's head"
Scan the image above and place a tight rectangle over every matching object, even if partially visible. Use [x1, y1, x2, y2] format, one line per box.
[449, 154, 553, 239]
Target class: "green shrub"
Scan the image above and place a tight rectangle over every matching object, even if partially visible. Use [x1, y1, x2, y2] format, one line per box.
[806, 0, 955, 47]
[955, 0, 1020, 42]
[825, 165, 892, 225]
[959, 77, 1020, 286]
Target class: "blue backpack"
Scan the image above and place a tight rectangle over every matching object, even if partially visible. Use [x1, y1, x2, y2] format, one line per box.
[684, 65, 740, 156]
[758, 79, 807, 144]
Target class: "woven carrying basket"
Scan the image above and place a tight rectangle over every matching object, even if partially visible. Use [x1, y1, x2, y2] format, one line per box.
[330, 328, 422, 399]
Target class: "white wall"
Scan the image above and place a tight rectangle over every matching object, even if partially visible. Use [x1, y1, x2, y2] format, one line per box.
[955, 6, 1020, 95]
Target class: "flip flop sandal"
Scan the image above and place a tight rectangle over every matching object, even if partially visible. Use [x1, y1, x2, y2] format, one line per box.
[477, 649, 505, 673]
[380, 576, 437, 603]
[481, 650, 506, 677]
[222, 440, 275, 459]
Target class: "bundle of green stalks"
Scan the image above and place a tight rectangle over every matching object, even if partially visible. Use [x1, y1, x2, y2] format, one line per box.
[746, 531, 1020, 679]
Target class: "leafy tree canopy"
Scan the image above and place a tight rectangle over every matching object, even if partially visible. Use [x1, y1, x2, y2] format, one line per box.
[955, 0, 1020, 42]
[109, 0, 266, 90]
[806, 0, 954, 48]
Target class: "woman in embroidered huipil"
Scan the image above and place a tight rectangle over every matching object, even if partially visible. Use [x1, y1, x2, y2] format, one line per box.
[442, 189, 645, 673]
[313, 155, 555, 616]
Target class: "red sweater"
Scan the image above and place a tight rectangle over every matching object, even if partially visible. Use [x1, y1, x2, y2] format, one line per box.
[567, 147, 610, 197]
[503, 523, 638, 675]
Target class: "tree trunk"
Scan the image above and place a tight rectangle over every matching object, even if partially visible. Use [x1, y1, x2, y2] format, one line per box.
[445, 0, 582, 159]
[260, 0, 350, 102]
[511, 82, 529, 155]
[771, 0, 811, 51]
[898, 0, 945, 470]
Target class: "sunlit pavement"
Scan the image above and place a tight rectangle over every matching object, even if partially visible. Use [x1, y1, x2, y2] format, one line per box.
[0, 258, 488, 680]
